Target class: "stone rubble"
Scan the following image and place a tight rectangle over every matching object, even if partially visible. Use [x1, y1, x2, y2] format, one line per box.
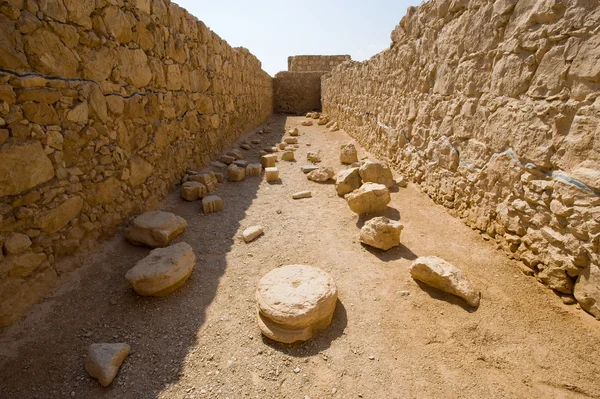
[301, 120, 313, 126]
[256, 264, 338, 343]
[281, 151, 296, 162]
[301, 164, 319, 174]
[359, 217, 404, 251]
[202, 196, 224, 214]
[261, 154, 277, 168]
[227, 164, 246, 182]
[307, 167, 335, 183]
[289, 127, 299, 136]
[307, 151, 321, 163]
[410, 256, 481, 308]
[284, 137, 299, 145]
[180, 182, 207, 201]
[85, 343, 131, 387]
[125, 242, 196, 296]
[124, 211, 187, 248]
[246, 164, 263, 177]
[359, 161, 395, 189]
[345, 183, 391, 215]
[340, 143, 358, 165]
[335, 167, 362, 196]
[265, 167, 280, 182]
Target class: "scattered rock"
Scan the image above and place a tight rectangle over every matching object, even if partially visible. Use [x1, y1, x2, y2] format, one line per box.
[263, 126, 272, 133]
[329, 122, 339, 132]
[189, 172, 218, 193]
[265, 167, 279, 182]
[306, 112, 313, 118]
[317, 116, 329, 125]
[125, 242, 196, 296]
[251, 139, 261, 144]
[410, 256, 481, 308]
[307, 151, 321, 163]
[246, 163, 262, 177]
[85, 343, 130, 387]
[311, 112, 321, 119]
[4, 233, 32, 255]
[213, 172, 224, 183]
[240, 144, 252, 150]
[359, 161, 395, 188]
[256, 264, 338, 343]
[340, 143, 358, 164]
[202, 195, 224, 213]
[211, 160, 227, 169]
[396, 176, 408, 188]
[227, 164, 246, 182]
[243, 226, 264, 243]
[125, 211, 187, 248]
[233, 159, 248, 168]
[261, 154, 277, 168]
[292, 191, 312, 199]
[301, 164, 319, 174]
[302, 120, 313, 126]
[219, 154, 235, 165]
[227, 149, 244, 160]
[180, 181, 207, 201]
[284, 137, 298, 145]
[335, 167, 361, 196]
[307, 167, 334, 182]
[345, 183, 391, 214]
[289, 127, 299, 136]
[282, 151, 295, 162]
[359, 217, 403, 251]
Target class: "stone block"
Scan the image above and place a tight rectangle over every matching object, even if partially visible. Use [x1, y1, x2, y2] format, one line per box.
[227, 164, 245, 182]
[359, 216, 403, 251]
[246, 163, 262, 177]
[284, 137, 298, 144]
[261, 154, 277, 168]
[335, 167, 361, 196]
[292, 191, 312, 199]
[202, 195, 223, 213]
[345, 183, 390, 215]
[180, 181, 207, 201]
[265, 167, 280, 182]
[281, 151, 295, 162]
[125, 211, 187, 248]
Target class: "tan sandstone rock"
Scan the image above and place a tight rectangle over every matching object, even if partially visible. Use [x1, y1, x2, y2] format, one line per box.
[256, 264, 338, 343]
[284, 137, 298, 145]
[359, 160, 395, 188]
[317, 116, 329, 125]
[180, 181, 207, 201]
[301, 120, 313, 126]
[335, 167, 362, 196]
[265, 167, 280, 182]
[85, 343, 130, 387]
[307, 167, 334, 182]
[261, 154, 277, 168]
[307, 151, 321, 163]
[227, 164, 246, 182]
[125, 211, 187, 248]
[246, 163, 262, 177]
[0, 142, 54, 197]
[292, 191, 312, 199]
[359, 217, 404, 251]
[4, 233, 32, 255]
[301, 164, 319, 174]
[189, 172, 218, 193]
[289, 127, 299, 136]
[345, 183, 391, 215]
[340, 143, 358, 164]
[574, 265, 600, 320]
[243, 226, 264, 243]
[125, 242, 195, 296]
[202, 195, 224, 213]
[410, 256, 480, 308]
[281, 151, 295, 162]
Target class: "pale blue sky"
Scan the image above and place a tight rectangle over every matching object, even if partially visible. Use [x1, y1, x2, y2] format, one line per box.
[174, 0, 420, 76]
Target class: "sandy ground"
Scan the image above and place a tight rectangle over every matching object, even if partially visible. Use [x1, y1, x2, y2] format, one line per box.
[1, 114, 600, 399]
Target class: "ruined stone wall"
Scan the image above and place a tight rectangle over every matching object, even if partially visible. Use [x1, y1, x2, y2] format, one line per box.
[288, 55, 351, 72]
[0, 0, 273, 326]
[273, 71, 323, 114]
[322, 0, 600, 317]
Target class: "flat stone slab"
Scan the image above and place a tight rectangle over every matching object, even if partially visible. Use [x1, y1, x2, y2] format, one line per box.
[125, 242, 196, 296]
[125, 211, 187, 248]
[85, 343, 130, 387]
[345, 183, 390, 215]
[243, 226, 264, 243]
[359, 216, 403, 251]
[256, 264, 338, 343]
[292, 191, 312, 199]
[410, 256, 480, 307]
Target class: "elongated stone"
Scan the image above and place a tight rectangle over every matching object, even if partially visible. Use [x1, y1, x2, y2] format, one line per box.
[261, 154, 277, 168]
[243, 226, 264, 243]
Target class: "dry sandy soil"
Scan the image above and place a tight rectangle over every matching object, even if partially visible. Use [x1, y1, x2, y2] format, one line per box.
[1, 115, 600, 399]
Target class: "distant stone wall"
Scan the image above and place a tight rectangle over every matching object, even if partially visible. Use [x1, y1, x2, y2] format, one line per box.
[0, 0, 272, 326]
[273, 71, 323, 114]
[288, 55, 351, 72]
[323, 0, 600, 318]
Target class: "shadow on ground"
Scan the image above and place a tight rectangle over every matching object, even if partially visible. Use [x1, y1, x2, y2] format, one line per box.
[0, 115, 290, 399]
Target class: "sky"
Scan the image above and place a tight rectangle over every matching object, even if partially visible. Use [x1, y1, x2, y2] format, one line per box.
[174, 0, 421, 76]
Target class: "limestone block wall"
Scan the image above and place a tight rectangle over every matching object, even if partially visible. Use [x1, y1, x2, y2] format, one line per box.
[0, 0, 272, 326]
[273, 71, 323, 114]
[288, 55, 351, 72]
[322, 0, 600, 317]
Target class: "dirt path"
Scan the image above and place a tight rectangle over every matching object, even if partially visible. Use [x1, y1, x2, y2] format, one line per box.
[1, 114, 600, 399]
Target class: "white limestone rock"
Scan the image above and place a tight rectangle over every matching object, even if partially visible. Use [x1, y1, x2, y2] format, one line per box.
[345, 183, 391, 214]
[292, 191, 312, 199]
[335, 167, 361, 196]
[202, 195, 224, 213]
[85, 343, 130, 387]
[359, 217, 403, 251]
[410, 256, 481, 308]
[243, 226, 264, 243]
[359, 160, 395, 188]
[340, 143, 358, 164]
[307, 167, 334, 182]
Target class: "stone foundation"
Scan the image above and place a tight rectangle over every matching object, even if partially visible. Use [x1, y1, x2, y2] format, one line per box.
[322, 0, 600, 316]
[0, 0, 272, 326]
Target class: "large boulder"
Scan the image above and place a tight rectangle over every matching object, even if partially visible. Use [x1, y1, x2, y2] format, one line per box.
[340, 143, 358, 164]
[125, 211, 187, 248]
[125, 242, 196, 296]
[345, 183, 391, 214]
[359, 217, 403, 251]
[359, 160, 395, 188]
[574, 264, 600, 319]
[256, 264, 338, 343]
[410, 256, 480, 307]
[85, 343, 130, 387]
[335, 167, 361, 196]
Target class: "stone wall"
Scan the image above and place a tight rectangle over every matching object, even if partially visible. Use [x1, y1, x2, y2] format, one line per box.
[288, 55, 351, 72]
[273, 71, 323, 114]
[0, 0, 272, 326]
[322, 0, 600, 318]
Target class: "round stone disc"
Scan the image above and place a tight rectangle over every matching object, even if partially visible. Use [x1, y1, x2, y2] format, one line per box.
[256, 264, 338, 328]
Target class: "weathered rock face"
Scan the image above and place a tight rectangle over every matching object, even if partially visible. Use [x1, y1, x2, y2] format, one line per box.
[0, 0, 273, 326]
[256, 264, 338, 343]
[125, 242, 195, 296]
[85, 343, 130, 387]
[322, 0, 600, 318]
[410, 256, 480, 308]
[345, 183, 391, 215]
[359, 216, 403, 251]
[124, 211, 187, 248]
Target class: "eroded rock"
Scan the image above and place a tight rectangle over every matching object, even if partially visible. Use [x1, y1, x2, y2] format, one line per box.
[345, 183, 390, 214]
[246, 163, 262, 177]
[359, 217, 403, 251]
[125, 211, 187, 248]
[335, 167, 361, 196]
[574, 265, 600, 319]
[307, 167, 334, 182]
[410, 256, 480, 308]
[307, 151, 321, 163]
[202, 195, 223, 213]
[180, 181, 207, 201]
[359, 160, 395, 188]
[340, 143, 358, 164]
[125, 242, 195, 296]
[256, 264, 338, 343]
[85, 343, 130, 387]
[281, 151, 295, 162]
[227, 164, 246, 182]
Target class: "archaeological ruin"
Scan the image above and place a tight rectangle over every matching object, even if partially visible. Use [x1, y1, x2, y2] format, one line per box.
[1, 0, 600, 397]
